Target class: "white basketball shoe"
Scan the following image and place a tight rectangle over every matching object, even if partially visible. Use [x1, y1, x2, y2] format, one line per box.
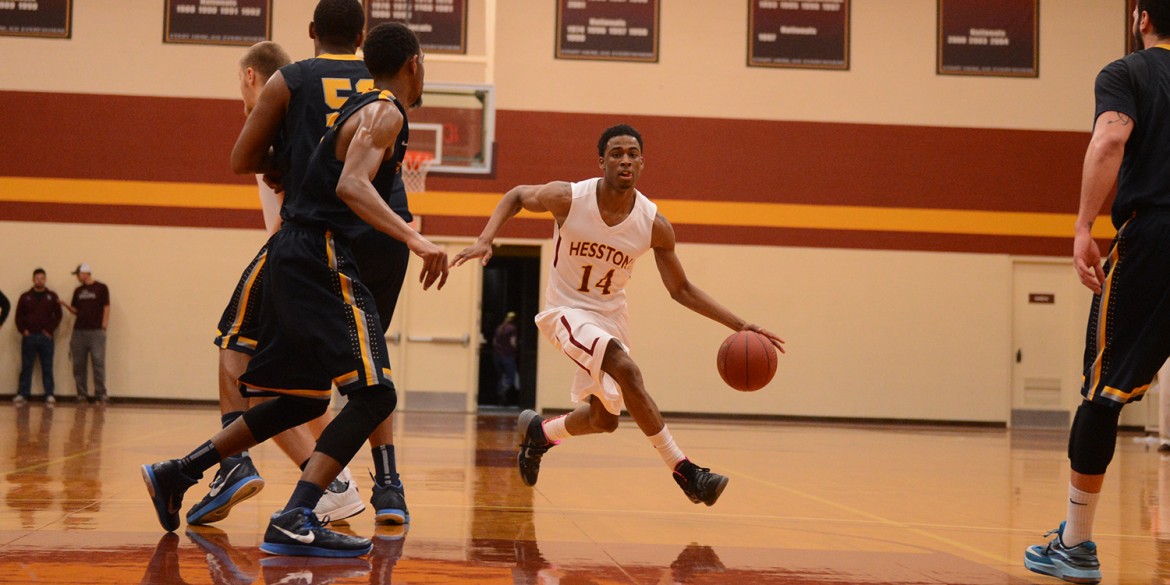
[314, 467, 366, 523]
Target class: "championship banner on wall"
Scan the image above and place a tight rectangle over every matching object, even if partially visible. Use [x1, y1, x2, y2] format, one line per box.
[0, 0, 71, 39]
[366, 0, 468, 54]
[937, 0, 1038, 77]
[556, 0, 659, 63]
[164, 0, 271, 46]
[748, 0, 849, 70]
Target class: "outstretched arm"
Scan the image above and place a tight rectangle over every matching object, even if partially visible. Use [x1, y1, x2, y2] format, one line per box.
[1074, 110, 1131, 294]
[450, 182, 572, 267]
[652, 213, 785, 352]
[230, 70, 290, 175]
[336, 102, 449, 290]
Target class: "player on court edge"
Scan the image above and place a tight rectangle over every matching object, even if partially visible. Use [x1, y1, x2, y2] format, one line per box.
[1024, 2, 1170, 583]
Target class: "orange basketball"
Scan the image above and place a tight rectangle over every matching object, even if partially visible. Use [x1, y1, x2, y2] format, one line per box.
[717, 331, 777, 392]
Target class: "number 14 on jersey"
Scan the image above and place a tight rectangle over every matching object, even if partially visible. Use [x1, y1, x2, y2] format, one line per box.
[577, 265, 615, 295]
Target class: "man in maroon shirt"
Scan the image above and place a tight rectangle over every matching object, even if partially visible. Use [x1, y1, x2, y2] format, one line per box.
[14, 268, 62, 405]
[62, 263, 110, 403]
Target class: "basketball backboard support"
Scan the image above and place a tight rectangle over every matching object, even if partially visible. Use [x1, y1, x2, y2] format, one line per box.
[411, 83, 495, 175]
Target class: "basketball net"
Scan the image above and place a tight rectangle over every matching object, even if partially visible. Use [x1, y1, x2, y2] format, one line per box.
[402, 152, 434, 193]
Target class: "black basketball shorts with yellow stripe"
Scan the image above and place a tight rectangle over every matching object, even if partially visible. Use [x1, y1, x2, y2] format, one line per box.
[1080, 209, 1170, 409]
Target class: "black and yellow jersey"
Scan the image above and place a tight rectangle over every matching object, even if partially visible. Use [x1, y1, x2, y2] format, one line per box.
[277, 53, 372, 210]
[286, 89, 411, 242]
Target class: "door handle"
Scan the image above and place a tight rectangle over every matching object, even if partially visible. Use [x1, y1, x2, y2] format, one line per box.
[1016, 349, 1022, 363]
[407, 334, 471, 347]
[387, 332, 401, 345]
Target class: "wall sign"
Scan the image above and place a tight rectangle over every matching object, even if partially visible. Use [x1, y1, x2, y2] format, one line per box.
[366, 0, 468, 54]
[0, 0, 71, 39]
[1125, 0, 1136, 55]
[164, 0, 271, 46]
[937, 0, 1038, 77]
[749, 0, 849, 70]
[556, 0, 659, 63]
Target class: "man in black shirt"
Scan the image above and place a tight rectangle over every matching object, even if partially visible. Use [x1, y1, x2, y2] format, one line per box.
[63, 263, 111, 404]
[1025, 2, 1170, 583]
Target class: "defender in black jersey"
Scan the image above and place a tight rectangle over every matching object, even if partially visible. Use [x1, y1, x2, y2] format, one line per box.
[1025, 3, 1170, 583]
[203, 0, 415, 529]
[195, 1, 381, 530]
[240, 87, 415, 395]
[143, 23, 441, 557]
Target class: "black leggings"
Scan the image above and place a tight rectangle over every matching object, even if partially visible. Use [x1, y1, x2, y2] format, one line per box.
[314, 384, 397, 466]
[242, 395, 329, 443]
[1067, 401, 1121, 475]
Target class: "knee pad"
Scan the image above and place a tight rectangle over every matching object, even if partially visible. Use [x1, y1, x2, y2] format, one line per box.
[1067, 401, 1121, 475]
[314, 384, 397, 464]
[243, 395, 329, 443]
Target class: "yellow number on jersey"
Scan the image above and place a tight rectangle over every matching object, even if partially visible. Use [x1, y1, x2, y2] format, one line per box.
[321, 78, 375, 127]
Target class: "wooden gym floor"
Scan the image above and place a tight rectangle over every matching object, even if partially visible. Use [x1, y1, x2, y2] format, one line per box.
[0, 401, 1167, 584]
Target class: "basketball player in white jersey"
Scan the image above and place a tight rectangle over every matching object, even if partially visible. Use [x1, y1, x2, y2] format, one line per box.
[237, 40, 291, 236]
[451, 124, 784, 505]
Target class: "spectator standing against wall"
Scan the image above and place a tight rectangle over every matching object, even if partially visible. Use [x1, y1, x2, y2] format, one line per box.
[61, 263, 110, 404]
[492, 311, 519, 406]
[14, 268, 62, 405]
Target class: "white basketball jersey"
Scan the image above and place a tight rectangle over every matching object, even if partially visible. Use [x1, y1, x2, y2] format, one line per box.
[545, 178, 658, 317]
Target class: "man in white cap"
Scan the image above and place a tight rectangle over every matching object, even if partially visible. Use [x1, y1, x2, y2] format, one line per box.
[62, 263, 110, 403]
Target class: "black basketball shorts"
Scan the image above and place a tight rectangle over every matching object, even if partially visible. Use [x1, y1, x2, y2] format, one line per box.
[213, 245, 268, 354]
[1080, 210, 1170, 409]
[238, 224, 394, 399]
[349, 229, 410, 334]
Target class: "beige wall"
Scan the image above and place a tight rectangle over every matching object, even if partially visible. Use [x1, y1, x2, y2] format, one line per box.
[0, 1, 1129, 421]
[0, 0, 488, 98]
[0, 221, 1034, 424]
[0, 221, 266, 400]
[537, 240, 1024, 422]
[495, 0, 1120, 131]
[0, 1, 1122, 130]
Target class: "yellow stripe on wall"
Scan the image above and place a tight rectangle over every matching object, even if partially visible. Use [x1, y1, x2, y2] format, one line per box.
[0, 176, 1117, 239]
[1, 177, 261, 209]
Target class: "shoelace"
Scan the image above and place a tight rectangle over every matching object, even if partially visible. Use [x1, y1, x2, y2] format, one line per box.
[302, 511, 329, 532]
[678, 464, 712, 483]
[520, 438, 552, 456]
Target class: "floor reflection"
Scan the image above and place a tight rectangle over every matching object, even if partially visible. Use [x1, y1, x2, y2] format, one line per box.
[186, 526, 259, 585]
[5, 403, 107, 531]
[7, 404, 54, 530]
[5, 409, 1170, 583]
[140, 533, 192, 585]
[62, 404, 104, 529]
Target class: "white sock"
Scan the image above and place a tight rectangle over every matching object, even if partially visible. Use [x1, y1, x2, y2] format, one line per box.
[542, 415, 572, 444]
[648, 426, 686, 469]
[1063, 484, 1100, 546]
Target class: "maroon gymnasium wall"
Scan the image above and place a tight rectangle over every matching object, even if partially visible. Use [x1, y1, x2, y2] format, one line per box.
[0, 90, 1090, 256]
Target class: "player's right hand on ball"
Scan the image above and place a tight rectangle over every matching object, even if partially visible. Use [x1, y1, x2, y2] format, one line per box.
[410, 237, 449, 291]
[450, 240, 493, 268]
